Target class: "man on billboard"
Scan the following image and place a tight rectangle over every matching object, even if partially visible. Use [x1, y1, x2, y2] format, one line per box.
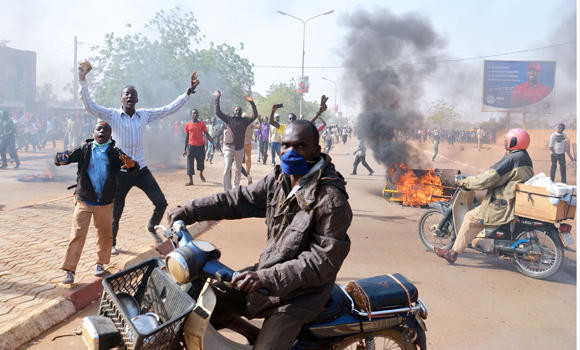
[511, 62, 551, 107]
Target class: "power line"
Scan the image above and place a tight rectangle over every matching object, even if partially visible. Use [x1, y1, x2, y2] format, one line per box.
[252, 41, 576, 69]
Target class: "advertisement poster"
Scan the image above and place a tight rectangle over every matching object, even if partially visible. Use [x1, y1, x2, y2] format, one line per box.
[482, 60, 556, 113]
[296, 76, 309, 93]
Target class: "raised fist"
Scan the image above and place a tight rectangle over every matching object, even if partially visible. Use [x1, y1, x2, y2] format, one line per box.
[187, 71, 200, 95]
[78, 60, 92, 81]
[319, 95, 329, 113]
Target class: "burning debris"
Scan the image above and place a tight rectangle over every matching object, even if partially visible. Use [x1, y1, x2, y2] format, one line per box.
[383, 165, 459, 207]
[19, 169, 54, 182]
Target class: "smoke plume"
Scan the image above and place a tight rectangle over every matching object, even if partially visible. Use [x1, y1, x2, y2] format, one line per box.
[341, 8, 446, 169]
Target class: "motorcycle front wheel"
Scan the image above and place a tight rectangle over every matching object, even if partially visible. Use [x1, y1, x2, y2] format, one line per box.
[513, 230, 564, 279]
[418, 209, 453, 251]
[339, 329, 417, 350]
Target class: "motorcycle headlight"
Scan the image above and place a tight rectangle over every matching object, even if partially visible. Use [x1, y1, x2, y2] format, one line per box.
[165, 245, 201, 284]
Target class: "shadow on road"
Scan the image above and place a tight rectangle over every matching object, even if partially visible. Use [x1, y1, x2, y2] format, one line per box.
[443, 251, 577, 286]
[25, 204, 71, 211]
[354, 213, 412, 222]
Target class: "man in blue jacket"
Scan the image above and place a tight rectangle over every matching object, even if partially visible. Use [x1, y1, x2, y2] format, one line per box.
[56, 121, 138, 284]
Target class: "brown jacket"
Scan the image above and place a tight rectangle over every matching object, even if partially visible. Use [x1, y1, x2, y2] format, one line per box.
[215, 97, 258, 151]
[178, 154, 352, 321]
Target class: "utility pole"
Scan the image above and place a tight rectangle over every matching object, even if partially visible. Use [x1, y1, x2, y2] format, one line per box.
[277, 10, 334, 117]
[73, 36, 78, 104]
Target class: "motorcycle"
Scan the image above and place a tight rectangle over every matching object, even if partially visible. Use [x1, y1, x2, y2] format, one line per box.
[418, 185, 573, 279]
[82, 221, 428, 350]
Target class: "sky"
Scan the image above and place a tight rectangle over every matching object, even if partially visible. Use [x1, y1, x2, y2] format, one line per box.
[0, 0, 575, 123]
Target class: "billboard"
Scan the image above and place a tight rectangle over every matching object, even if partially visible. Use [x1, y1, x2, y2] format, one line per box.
[296, 76, 309, 93]
[482, 60, 556, 113]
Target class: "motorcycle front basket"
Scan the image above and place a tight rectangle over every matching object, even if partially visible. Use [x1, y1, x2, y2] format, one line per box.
[98, 258, 195, 350]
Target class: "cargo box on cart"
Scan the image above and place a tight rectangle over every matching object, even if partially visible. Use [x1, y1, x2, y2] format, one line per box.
[515, 183, 576, 223]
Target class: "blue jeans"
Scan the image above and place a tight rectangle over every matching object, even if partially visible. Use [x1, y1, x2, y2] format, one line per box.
[206, 140, 215, 163]
[270, 142, 281, 165]
[258, 140, 269, 164]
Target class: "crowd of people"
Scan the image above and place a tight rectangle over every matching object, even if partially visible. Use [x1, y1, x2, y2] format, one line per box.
[407, 127, 497, 146]
[3, 57, 574, 349]
[0, 109, 99, 168]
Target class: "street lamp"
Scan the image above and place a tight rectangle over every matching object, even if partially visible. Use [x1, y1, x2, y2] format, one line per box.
[321, 77, 337, 116]
[277, 9, 334, 116]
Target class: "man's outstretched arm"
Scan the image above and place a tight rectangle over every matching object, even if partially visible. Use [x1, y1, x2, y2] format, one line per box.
[310, 95, 329, 124]
[214, 90, 230, 123]
[78, 60, 115, 123]
[167, 173, 272, 225]
[268, 104, 283, 129]
[246, 96, 259, 123]
[144, 71, 199, 124]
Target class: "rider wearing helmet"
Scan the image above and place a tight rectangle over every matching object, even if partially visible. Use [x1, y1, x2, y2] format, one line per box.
[435, 128, 534, 263]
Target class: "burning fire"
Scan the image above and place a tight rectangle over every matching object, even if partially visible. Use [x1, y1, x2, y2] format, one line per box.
[387, 164, 446, 206]
[19, 170, 54, 182]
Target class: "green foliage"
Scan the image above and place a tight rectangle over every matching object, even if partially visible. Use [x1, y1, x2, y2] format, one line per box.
[426, 99, 459, 129]
[87, 7, 254, 118]
[254, 82, 327, 123]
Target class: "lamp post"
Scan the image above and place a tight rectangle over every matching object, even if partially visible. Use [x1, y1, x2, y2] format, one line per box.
[277, 9, 334, 116]
[321, 77, 337, 116]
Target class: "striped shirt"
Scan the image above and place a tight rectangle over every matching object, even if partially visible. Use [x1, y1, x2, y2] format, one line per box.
[79, 80, 189, 167]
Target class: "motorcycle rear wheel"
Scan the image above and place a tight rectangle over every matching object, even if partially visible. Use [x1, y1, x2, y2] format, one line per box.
[339, 329, 417, 349]
[513, 230, 564, 279]
[418, 209, 453, 251]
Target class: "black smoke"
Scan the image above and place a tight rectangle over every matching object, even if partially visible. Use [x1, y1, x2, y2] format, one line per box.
[341, 8, 446, 168]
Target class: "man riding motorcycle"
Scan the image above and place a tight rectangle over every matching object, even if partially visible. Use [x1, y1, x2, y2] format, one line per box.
[434, 128, 534, 263]
[167, 119, 352, 350]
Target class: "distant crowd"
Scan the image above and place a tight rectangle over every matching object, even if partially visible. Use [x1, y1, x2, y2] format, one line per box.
[405, 128, 497, 145]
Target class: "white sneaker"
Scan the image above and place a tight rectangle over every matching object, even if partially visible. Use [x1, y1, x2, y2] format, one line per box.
[94, 264, 106, 277]
[111, 246, 119, 256]
[63, 271, 75, 284]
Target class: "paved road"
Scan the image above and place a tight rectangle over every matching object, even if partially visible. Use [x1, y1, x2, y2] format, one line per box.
[18, 138, 578, 349]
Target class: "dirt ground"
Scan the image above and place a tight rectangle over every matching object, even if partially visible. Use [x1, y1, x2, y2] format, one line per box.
[14, 138, 577, 350]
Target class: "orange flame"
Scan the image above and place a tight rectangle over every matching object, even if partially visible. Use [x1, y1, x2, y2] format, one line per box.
[22, 170, 53, 182]
[41, 170, 53, 180]
[391, 164, 443, 206]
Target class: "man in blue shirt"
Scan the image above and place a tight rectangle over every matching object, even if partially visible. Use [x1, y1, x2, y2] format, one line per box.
[56, 121, 138, 284]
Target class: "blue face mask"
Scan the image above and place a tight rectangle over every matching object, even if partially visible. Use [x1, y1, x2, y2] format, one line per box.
[280, 149, 309, 175]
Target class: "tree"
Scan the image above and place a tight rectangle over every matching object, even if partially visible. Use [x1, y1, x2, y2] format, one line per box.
[255, 82, 327, 122]
[87, 7, 254, 118]
[427, 99, 459, 129]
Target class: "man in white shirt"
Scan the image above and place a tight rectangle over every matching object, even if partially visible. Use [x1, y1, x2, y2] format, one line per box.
[78, 60, 199, 254]
[549, 123, 570, 183]
[477, 127, 483, 151]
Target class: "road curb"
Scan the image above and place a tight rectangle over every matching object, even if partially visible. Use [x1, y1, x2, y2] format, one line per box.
[0, 297, 76, 350]
[3, 243, 167, 350]
[8, 221, 218, 350]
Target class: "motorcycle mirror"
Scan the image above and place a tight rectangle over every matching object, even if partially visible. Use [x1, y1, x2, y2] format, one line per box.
[172, 220, 186, 233]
